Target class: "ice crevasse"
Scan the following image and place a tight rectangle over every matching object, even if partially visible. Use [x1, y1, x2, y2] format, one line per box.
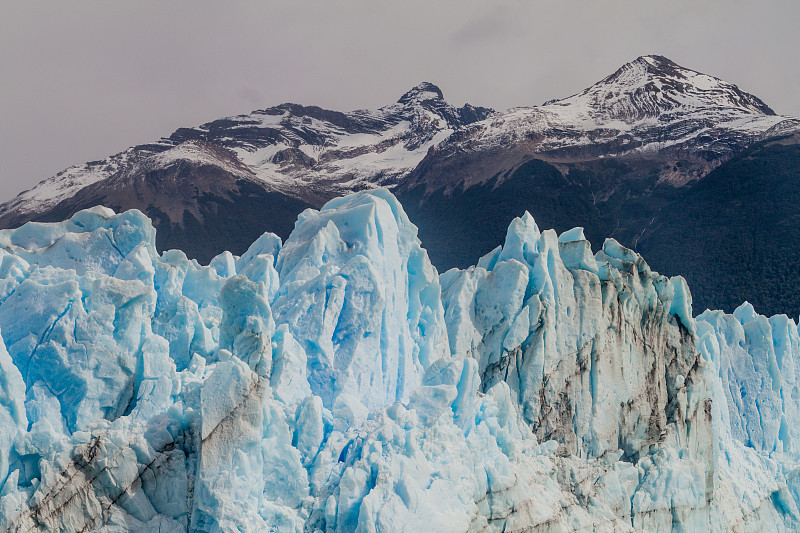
[0, 188, 797, 531]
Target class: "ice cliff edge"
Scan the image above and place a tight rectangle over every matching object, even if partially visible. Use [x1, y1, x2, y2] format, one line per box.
[0, 190, 797, 531]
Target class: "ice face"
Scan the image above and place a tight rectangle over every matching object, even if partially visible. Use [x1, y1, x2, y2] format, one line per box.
[444, 220, 708, 457]
[0, 190, 798, 532]
[272, 189, 449, 411]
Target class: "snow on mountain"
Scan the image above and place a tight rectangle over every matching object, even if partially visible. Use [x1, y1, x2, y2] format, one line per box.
[147, 140, 254, 177]
[6, 55, 799, 228]
[404, 55, 800, 191]
[551, 54, 775, 119]
[0, 83, 493, 223]
[480, 55, 796, 152]
[178, 82, 488, 199]
[0, 189, 798, 531]
[0, 148, 139, 223]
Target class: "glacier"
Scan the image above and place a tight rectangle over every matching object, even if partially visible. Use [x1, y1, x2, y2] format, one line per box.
[0, 189, 798, 531]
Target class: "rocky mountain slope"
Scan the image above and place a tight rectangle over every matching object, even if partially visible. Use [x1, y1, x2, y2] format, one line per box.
[403, 55, 797, 192]
[2, 55, 799, 315]
[0, 83, 492, 261]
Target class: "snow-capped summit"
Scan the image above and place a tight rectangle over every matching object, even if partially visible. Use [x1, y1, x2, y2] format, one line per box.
[0, 83, 493, 232]
[403, 55, 800, 192]
[551, 54, 776, 121]
[397, 81, 446, 104]
[500, 53, 794, 156]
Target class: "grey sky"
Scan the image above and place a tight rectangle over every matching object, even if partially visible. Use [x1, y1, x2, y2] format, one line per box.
[2, 0, 799, 202]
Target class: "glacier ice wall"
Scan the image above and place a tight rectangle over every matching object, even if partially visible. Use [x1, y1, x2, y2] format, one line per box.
[697, 304, 800, 531]
[440, 216, 714, 530]
[0, 190, 797, 532]
[272, 189, 449, 411]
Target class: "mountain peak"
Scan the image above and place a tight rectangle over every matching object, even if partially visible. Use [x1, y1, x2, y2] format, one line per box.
[635, 54, 681, 70]
[609, 55, 712, 85]
[549, 55, 776, 119]
[398, 82, 445, 105]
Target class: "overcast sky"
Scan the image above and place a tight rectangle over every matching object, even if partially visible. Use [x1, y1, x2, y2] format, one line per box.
[1, 0, 799, 202]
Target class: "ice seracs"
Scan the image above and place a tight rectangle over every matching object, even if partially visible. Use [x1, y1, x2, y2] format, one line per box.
[0, 189, 799, 531]
[272, 189, 449, 410]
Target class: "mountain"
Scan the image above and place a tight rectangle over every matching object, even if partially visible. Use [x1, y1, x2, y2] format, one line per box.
[0, 82, 492, 261]
[402, 55, 797, 192]
[7, 140, 314, 263]
[2, 55, 799, 315]
[0, 189, 798, 531]
[396, 55, 800, 316]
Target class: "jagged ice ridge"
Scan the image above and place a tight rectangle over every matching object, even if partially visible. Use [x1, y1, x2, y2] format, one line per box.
[0, 190, 798, 531]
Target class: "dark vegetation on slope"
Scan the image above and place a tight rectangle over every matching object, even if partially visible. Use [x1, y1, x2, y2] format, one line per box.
[398, 159, 606, 270]
[397, 157, 680, 275]
[638, 137, 800, 318]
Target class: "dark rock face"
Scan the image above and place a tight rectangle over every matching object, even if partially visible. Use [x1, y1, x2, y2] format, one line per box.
[2, 141, 313, 263]
[398, 159, 606, 270]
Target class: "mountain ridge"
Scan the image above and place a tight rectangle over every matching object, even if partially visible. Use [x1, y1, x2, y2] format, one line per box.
[0, 82, 493, 223]
[402, 55, 797, 194]
[5, 55, 797, 222]
[2, 55, 799, 315]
